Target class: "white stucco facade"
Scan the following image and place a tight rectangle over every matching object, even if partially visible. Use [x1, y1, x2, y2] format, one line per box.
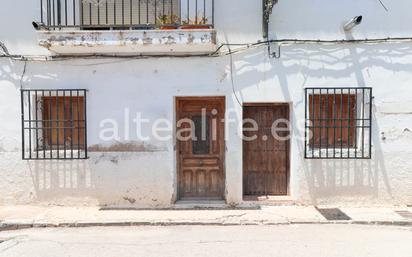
[0, 0, 412, 207]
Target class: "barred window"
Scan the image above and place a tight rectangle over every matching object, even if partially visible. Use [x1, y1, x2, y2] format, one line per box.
[21, 89, 88, 160]
[304, 87, 372, 159]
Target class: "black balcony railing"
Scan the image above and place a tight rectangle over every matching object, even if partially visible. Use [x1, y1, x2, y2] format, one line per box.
[37, 0, 214, 30]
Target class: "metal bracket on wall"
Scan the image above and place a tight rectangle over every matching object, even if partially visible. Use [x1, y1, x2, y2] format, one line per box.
[268, 42, 281, 59]
[263, 0, 278, 38]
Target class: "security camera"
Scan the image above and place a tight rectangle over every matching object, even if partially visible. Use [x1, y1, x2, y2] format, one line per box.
[32, 21, 48, 31]
[343, 16, 363, 31]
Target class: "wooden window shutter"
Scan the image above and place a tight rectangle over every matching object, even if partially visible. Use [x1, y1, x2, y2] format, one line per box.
[309, 94, 356, 148]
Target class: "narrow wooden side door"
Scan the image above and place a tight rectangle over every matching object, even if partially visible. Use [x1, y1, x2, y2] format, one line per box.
[176, 97, 225, 200]
[243, 104, 290, 196]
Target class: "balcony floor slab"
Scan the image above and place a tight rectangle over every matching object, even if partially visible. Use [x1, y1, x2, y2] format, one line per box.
[38, 29, 217, 56]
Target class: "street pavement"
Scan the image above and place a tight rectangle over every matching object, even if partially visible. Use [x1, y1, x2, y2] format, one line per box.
[0, 225, 411, 257]
[1, 205, 412, 228]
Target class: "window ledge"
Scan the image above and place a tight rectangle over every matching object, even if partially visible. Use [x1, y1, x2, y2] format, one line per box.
[37, 29, 217, 56]
[23, 150, 87, 160]
[306, 148, 371, 159]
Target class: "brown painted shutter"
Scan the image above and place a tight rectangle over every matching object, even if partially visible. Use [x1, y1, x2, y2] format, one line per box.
[42, 97, 85, 149]
[309, 94, 356, 148]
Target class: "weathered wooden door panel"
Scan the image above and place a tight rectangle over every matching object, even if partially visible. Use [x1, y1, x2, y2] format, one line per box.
[177, 97, 225, 200]
[243, 104, 290, 196]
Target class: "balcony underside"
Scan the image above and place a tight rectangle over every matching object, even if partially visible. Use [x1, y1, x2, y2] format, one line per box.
[38, 29, 217, 56]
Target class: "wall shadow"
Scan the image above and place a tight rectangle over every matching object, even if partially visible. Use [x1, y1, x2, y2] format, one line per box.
[28, 160, 97, 203]
[26, 151, 174, 207]
[227, 40, 410, 204]
[3, 39, 410, 205]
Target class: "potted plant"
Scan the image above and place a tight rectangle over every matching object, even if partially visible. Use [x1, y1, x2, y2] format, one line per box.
[157, 14, 180, 30]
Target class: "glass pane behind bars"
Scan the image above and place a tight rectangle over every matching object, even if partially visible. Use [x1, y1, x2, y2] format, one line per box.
[81, 0, 180, 26]
[192, 115, 210, 155]
[41, 0, 214, 29]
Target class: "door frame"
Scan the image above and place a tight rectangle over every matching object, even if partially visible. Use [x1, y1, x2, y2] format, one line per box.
[242, 102, 291, 198]
[175, 96, 226, 201]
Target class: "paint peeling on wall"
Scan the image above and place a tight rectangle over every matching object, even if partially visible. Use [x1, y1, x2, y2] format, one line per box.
[123, 196, 137, 204]
[88, 141, 167, 153]
[379, 128, 412, 142]
[37, 29, 217, 55]
[0, 137, 20, 152]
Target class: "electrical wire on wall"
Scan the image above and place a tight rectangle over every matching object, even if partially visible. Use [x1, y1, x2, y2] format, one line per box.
[2, 37, 412, 63]
[20, 60, 28, 90]
[0, 41, 10, 56]
[1, 40, 29, 91]
[378, 0, 389, 12]
[227, 44, 243, 108]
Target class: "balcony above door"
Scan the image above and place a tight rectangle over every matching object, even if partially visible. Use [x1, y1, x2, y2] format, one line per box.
[35, 0, 216, 56]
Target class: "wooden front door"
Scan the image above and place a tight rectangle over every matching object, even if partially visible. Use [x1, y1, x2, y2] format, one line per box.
[243, 104, 290, 196]
[176, 97, 225, 200]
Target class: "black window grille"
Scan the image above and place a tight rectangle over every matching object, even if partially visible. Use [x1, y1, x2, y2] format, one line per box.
[21, 89, 88, 160]
[37, 0, 215, 30]
[304, 87, 373, 159]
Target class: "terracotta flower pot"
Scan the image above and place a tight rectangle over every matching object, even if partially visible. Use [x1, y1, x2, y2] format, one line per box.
[179, 25, 211, 30]
[159, 25, 179, 30]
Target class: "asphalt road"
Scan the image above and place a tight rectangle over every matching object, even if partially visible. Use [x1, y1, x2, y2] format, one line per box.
[0, 225, 411, 257]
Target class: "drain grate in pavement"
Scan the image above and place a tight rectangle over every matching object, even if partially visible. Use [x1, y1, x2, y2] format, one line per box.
[316, 208, 352, 221]
[395, 210, 412, 219]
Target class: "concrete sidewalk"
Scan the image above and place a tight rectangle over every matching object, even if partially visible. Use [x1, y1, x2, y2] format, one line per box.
[0, 205, 411, 231]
